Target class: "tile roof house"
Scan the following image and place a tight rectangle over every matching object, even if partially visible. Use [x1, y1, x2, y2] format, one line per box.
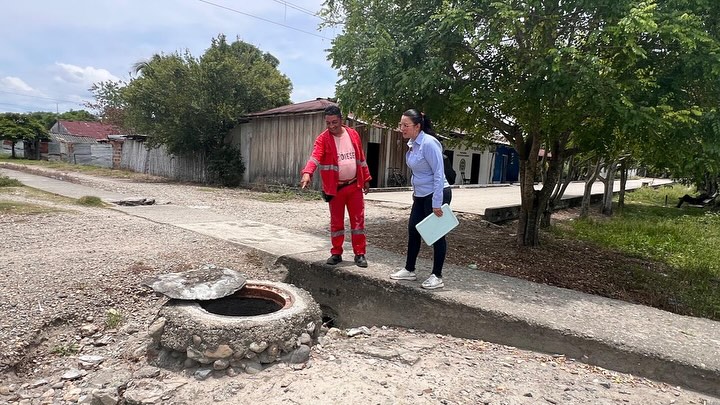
[50, 120, 121, 142]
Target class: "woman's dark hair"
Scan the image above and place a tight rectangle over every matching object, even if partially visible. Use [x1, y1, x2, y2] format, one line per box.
[402, 109, 436, 135]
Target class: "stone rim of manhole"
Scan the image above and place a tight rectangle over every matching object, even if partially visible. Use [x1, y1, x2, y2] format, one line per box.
[147, 274, 322, 375]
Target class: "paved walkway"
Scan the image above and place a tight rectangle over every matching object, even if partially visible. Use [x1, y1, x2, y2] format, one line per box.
[1, 167, 718, 398]
[366, 178, 674, 217]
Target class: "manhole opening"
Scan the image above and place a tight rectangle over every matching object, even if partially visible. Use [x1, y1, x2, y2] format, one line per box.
[197, 284, 288, 316]
[199, 296, 282, 316]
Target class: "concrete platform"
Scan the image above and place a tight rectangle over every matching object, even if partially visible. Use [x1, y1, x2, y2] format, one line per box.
[1, 167, 717, 397]
[366, 178, 674, 222]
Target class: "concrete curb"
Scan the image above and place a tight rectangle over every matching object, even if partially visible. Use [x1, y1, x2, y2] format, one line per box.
[275, 249, 720, 398]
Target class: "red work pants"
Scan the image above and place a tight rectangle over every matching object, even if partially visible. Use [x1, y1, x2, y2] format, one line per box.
[328, 184, 366, 256]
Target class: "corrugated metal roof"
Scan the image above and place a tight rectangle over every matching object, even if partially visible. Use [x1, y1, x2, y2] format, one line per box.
[49, 133, 99, 144]
[245, 98, 337, 117]
[54, 120, 121, 140]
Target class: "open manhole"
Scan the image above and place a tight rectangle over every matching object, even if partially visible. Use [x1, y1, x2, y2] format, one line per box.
[142, 265, 322, 376]
[199, 284, 289, 316]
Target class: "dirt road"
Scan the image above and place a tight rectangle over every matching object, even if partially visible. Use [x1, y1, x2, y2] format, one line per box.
[0, 169, 717, 404]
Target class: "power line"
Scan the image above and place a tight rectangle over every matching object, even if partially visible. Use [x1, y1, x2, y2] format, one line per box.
[0, 102, 38, 112]
[196, 0, 332, 40]
[0, 90, 82, 105]
[270, 0, 323, 20]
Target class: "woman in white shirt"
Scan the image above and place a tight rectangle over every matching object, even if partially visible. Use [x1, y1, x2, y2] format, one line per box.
[389, 109, 452, 289]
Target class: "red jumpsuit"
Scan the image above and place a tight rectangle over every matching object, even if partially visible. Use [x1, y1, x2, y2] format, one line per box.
[301, 126, 372, 256]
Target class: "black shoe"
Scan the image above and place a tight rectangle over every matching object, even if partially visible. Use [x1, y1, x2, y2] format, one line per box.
[354, 255, 368, 268]
[326, 254, 342, 265]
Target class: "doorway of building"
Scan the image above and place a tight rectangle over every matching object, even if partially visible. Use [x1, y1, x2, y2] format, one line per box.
[366, 143, 380, 188]
[470, 153, 480, 184]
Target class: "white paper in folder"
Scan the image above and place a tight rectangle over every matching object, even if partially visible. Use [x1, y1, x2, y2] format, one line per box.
[415, 204, 459, 246]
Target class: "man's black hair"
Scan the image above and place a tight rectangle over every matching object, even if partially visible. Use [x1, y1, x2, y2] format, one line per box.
[324, 105, 342, 118]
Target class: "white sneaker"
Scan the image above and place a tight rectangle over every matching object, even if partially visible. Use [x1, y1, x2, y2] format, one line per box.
[421, 274, 444, 290]
[390, 268, 417, 281]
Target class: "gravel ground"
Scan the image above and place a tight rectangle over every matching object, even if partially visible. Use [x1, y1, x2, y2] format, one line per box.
[0, 166, 718, 405]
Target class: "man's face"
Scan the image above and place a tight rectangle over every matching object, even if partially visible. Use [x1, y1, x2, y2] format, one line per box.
[325, 114, 343, 136]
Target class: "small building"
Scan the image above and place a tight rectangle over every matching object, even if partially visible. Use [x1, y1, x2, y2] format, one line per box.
[46, 120, 121, 167]
[229, 99, 411, 188]
[230, 99, 518, 188]
[49, 120, 120, 141]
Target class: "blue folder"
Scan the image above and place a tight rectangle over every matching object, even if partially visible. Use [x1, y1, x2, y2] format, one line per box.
[415, 204, 459, 246]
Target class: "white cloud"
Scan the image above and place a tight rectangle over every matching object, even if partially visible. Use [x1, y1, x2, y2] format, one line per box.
[292, 83, 336, 103]
[1, 77, 35, 92]
[0, 1, 340, 113]
[53, 63, 120, 87]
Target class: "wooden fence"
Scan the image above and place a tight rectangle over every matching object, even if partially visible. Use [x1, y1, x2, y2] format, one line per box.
[120, 140, 208, 183]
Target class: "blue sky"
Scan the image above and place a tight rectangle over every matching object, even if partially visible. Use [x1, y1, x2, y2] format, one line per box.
[0, 0, 339, 114]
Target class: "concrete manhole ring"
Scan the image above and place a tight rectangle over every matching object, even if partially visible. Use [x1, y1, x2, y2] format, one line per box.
[148, 280, 322, 373]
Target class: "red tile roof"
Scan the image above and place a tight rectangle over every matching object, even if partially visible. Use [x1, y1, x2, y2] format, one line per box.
[246, 98, 337, 117]
[55, 120, 121, 140]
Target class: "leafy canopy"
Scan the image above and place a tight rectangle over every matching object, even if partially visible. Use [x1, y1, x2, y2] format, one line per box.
[322, 0, 720, 246]
[0, 113, 47, 142]
[120, 34, 292, 155]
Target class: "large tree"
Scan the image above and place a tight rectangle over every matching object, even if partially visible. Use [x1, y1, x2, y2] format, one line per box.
[124, 36, 291, 154]
[322, 0, 720, 246]
[0, 113, 47, 158]
[90, 34, 292, 185]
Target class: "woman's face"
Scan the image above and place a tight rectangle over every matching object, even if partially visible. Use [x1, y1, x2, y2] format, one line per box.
[399, 115, 420, 139]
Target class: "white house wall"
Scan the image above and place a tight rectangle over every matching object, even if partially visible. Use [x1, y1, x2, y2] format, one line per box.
[447, 146, 495, 185]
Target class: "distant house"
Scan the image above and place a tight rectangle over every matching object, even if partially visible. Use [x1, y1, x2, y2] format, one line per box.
[49, 120, 120, 141]
[46, 120, 122, 167]
[229, 98, 517, 188]
[229, 98, 412, 188]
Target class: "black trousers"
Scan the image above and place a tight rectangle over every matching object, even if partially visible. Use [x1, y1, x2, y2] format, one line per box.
[405, 187, 452, 277]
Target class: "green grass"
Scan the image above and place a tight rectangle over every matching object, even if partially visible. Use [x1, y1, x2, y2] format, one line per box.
[0, 179, 77, 213]
[51, 343, 80, 357]
[557, 184, 720, 320]
[76, 195, 105, 207]
[0, 175, 23, 187]
[0, 200, 59, 215]
[105, 308, 124, 329]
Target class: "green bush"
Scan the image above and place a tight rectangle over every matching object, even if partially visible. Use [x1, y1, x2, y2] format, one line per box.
[207, 145, 246, 187]
[0, 176, 22, 187]
[76, 196, 105, 207]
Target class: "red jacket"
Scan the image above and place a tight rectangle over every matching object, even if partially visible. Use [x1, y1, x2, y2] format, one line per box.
[302, 126, 372, 196]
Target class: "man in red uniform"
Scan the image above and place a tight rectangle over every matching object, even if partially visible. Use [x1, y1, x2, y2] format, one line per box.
[300, 105, 372, 267]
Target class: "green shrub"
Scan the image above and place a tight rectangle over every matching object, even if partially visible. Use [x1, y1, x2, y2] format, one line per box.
[207, 145, 245, 187]
[105, 308, 123, 329]
[76, 196, 105, 207]
[0, 176, 22, 187]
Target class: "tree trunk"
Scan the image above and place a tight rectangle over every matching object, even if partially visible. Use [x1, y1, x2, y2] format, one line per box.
[618, 161, 628, 210]
[517, 134, 564, 246]
[580, 158, 602, 218]
[540, 156, 573, 229]
[601, 161, 618, 216]
[541, 155, 577, 227]
[516, 132, 543, 247]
